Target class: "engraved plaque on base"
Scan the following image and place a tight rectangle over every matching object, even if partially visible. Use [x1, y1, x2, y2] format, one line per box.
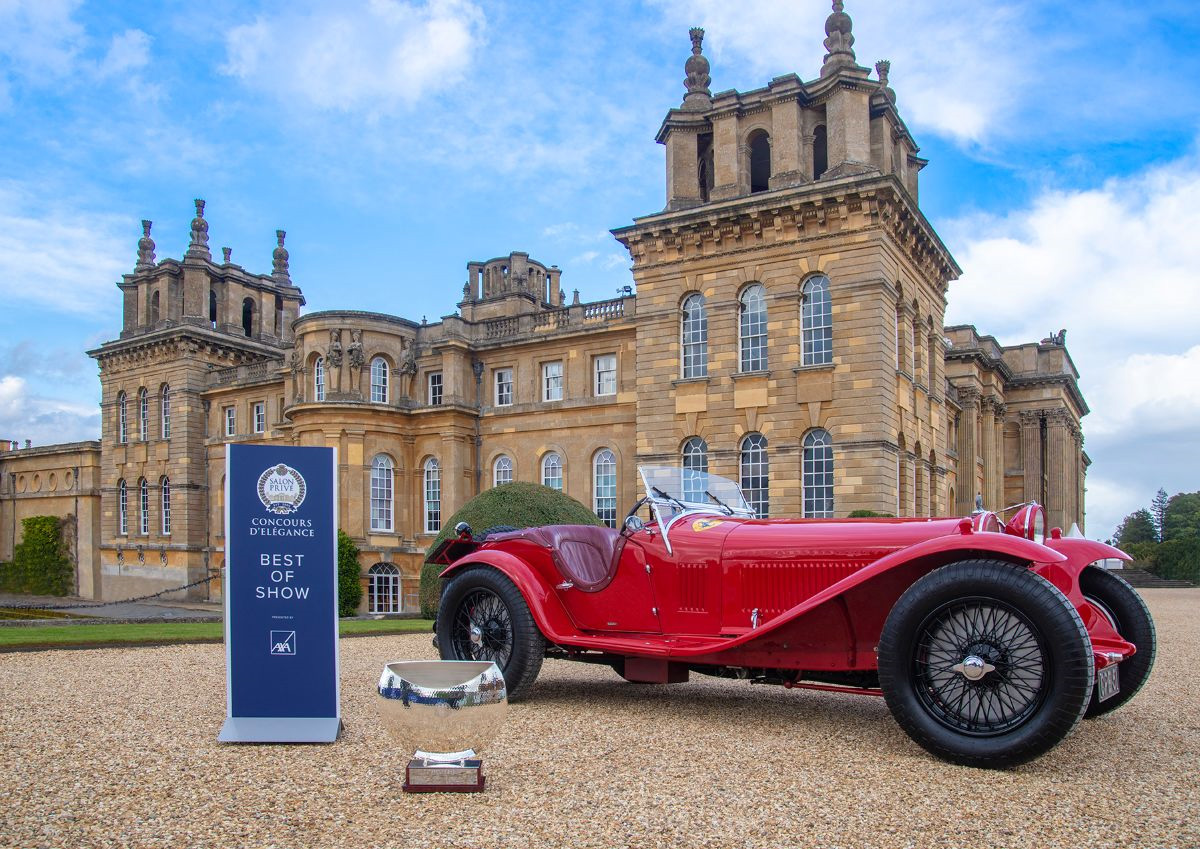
[376, 660, 506, 793]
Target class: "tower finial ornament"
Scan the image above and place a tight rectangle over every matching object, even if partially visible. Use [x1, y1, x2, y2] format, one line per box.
[185, 199, 211, 260]
[135, 220, 156, 271]
[272, 229, 291, 283]
[682, 27, 712, 111]
[875, 59, 896, 103]
[821, 0, 857, 77]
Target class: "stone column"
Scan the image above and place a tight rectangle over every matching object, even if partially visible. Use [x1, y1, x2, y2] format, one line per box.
[992, 402, 1007, 510]
[1044, 410, 1071, 531]
[980, 396, 997, 511]
[956, 388, 980, 515]
[1019, 410, 1043, 504]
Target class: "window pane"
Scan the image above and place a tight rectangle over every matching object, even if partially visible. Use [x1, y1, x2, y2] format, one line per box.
[594, 355, 617, 396]
[424, 459, 441, 533]
[371, 455, 394, 532]
[740, 433, 769, 518]
[139, 389, 148, 441]
[314, 358, 325, 401]
[369, 563, 400, 614]
[803, 429, 834, 517]
[543, 362, 563, 401]
[371, 358, 389, 403]
[739, 285, 767, 372]
[681, 294, 708, 378]
[118, 480, 127, 535]
[495, 368, 513, 406]
[161, 385, 171, 439]
[428, 373, 443, 405]
[161, 477, 171, 535]
[681, 437, 708, 502]
[593, 450, 617, 527]
[493, 455, 513, 487]
[802, 276, 832, 366]
[541, 453, 562, 490]
[139, 479, 149, 535]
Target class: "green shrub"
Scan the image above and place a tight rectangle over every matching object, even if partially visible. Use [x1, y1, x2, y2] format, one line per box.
[848, 510, 895, 518]
[0, 561, 20, 593]
[10, 516, 73, 596]
[337, 530, 364, 617]
[1148, 536, 1200, 584]
[1120, 540, 1159, 567]
[419, 482, 603, 617]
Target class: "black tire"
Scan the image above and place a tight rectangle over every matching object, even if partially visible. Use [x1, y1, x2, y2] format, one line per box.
[878, 560, 1094, 768]
[436, 566, 545, 700]
[1081, 566, 1156, 718]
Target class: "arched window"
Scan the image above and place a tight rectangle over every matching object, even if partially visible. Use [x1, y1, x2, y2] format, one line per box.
[681, 437, 708, 503]
[740, 433, 769, 518]
[117, 392, 128, 444]
[314, 357, 325, 402]
[209, 289, 218, 329]
[423, 458, 441, 534]
[138, 477, 149, 535]
[149, 290, 160, 325]
[739, 284, 767, 372]
[118, 479, 128, 535]
[368, 563, 400, 614]
[593, 449, 617, 528]
[813, 125, 828, 179]
[541, 453, 563, 491]
[242, 297, 255, 337]
[681, 293, 708, 379]
[493, 455, 513, 487]
[161, 476, 171, 535]
[803, 429, 834, 518]
[748, 130, 771, 193]
[370, 357, 389, 403]
[137, 388, 148, 441]
[801, 275, 832, 366]
[370, 454, 394, 532]
[160, 384, 171, 439]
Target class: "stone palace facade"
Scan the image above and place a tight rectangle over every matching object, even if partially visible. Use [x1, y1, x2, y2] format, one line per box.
[0, 4, 1090, 610]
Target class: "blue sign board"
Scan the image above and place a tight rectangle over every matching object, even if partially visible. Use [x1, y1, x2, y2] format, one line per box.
[219, 444, 341, 743]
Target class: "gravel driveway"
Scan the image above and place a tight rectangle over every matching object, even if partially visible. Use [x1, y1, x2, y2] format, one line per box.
[1, 589, 1197, 849]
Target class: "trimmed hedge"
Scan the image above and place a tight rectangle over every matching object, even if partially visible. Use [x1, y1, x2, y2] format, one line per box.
[1, 517, 74, 596]
[337, 530, 365, 617]
[848, 510, 895, 518]
[1147, 537, 1200, 585]
[419, 482, 603, 617]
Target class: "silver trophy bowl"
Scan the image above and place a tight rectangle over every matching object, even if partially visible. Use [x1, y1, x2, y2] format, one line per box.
[376, 660, 507, 765]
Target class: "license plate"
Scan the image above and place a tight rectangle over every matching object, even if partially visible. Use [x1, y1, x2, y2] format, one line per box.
[1097, 663, 1120, 702]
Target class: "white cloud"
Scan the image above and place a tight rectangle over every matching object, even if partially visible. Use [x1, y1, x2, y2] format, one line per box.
[650, 0, 1030, 145]
[944, 145, 1200, 538]
[0, 183, 131, 314]
[97, 28, 151, 79]
[0, 375, 98, 446]
[0, 0, 86, 83]
[220, 0, 486, 113]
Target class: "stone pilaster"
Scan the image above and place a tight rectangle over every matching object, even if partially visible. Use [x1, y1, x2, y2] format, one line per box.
[1019, 410, 1043, 504]
[980, 395, 997, 511]
[1044, 409, 1071, 531]
[956, 387, 980, 514]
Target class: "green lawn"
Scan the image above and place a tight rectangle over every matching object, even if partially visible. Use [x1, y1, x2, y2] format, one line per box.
[0, 618, 433, 650]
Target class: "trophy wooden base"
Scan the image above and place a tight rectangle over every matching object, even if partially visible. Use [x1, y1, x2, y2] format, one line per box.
[403, 758, 486, 793]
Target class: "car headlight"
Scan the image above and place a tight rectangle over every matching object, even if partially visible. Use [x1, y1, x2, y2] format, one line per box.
[1005, 504, 1047, 544]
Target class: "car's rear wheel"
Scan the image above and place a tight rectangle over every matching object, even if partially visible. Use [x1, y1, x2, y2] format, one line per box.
[878, 559, 1094, 768]
[436, 566, 545, 701]
[1081, 566, 1156, 718]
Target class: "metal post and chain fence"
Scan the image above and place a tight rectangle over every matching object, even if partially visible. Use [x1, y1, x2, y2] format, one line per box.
[0, 570, 222, 611]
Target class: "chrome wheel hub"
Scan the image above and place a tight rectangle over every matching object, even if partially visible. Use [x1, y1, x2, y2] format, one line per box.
[951, 654, 996, 681]
[469, 624, 483, 648]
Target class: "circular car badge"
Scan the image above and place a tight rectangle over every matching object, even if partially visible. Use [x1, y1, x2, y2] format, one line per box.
[257, 464, 307, 514]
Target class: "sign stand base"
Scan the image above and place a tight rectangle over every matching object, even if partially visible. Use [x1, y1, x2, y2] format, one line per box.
[219, 717, 342, 743]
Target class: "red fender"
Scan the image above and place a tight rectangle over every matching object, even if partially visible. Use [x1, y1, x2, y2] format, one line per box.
[1039, 538, 1136, 666]
[439, 549, 579, 643]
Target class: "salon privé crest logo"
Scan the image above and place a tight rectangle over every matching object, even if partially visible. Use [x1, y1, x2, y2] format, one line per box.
[257, 464, 307, 514]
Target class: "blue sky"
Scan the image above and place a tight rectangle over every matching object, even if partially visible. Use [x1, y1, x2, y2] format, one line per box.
[1, 0, 1198, 539]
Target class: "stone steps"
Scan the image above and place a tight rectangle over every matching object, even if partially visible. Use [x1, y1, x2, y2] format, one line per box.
[1107, 568, 1195, 589]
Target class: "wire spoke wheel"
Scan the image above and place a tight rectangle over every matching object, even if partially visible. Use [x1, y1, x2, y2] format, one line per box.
[914, 597, 1048, 736]
[451, 588, 514, 669]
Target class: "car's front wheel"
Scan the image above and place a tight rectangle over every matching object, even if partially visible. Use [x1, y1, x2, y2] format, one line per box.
[1081, 565, 1156, 718]
[878, 560, 1094, 768]
[436, 566, 545, 701]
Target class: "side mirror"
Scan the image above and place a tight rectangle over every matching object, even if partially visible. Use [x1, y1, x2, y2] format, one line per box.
[454, 522, 473, 540]
[623, 515, 645, 534]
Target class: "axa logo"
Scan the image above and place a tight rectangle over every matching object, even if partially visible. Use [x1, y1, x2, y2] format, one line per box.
[257, 464, 307, 514]
[270, 630, 296, 655]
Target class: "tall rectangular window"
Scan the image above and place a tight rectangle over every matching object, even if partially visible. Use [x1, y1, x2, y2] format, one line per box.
[428, 372, 443, 406]
[594, 354, 616, 396]
[495, 368, 513, 406]
[161, 385, 171, 439]
[161, 477, 171, 536]
[139, 479, 149, 535]
[543, 361, 563, 402]
[424, 459, 441, 533]
[224, 407, 236, 437]
[253, 402, 266, 434]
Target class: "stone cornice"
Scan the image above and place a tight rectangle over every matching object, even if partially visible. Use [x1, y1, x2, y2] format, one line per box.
[88, 327, 284, 373]
[612, 175, 960, 289]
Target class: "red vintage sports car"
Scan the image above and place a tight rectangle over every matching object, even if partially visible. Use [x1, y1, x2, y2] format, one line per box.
[430, 466, 1155, 767]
